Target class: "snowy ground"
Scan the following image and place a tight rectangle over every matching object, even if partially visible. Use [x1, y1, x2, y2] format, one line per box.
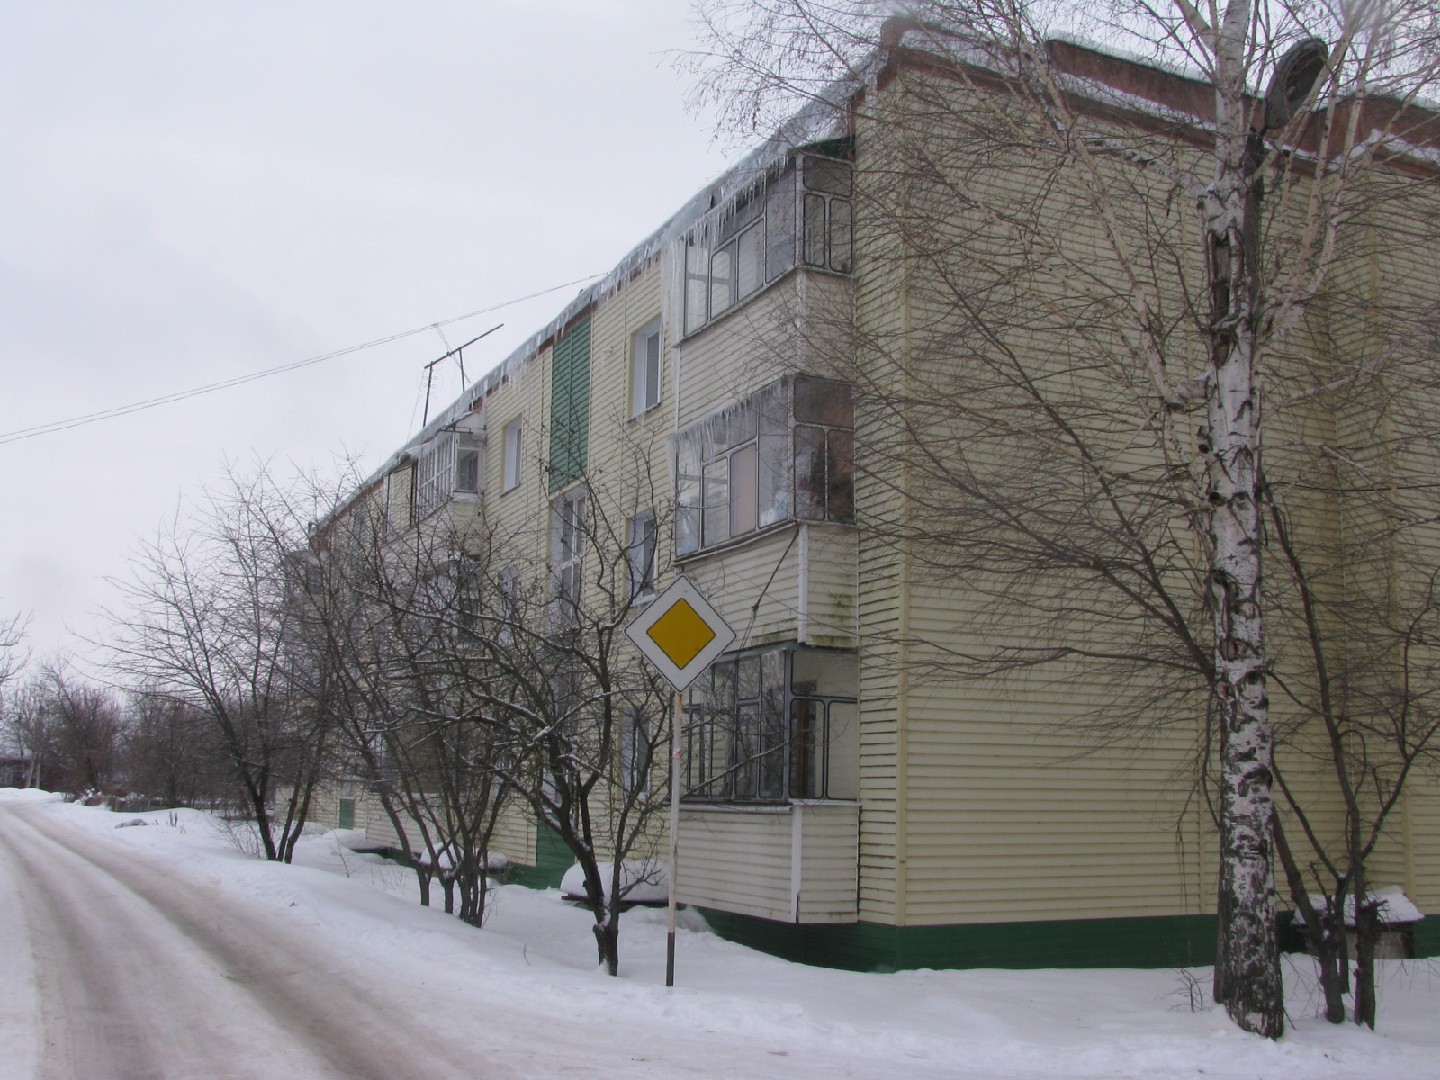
[2, 790, 1437, 1080]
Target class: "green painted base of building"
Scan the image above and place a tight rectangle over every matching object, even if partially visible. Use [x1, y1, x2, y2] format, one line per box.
[506, 822, 573, 890]
[1407, 918, 1440, 958]
[697, 910, 1220, 971]
[698, 908, 1440, 971]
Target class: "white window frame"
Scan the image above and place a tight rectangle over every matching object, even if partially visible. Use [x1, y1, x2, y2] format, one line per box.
[630, 319, 662, 417]
[681, 153, 851, 337]
[454, 436, 482, 497]
[413, 433, 452, 520]
[675, 376, 854, 558]
[627, 509, 658, 601]
[502, 417, 523, 493]
[497, 566, 519, 645]
[412, 428, 483, 520]
[550, 487, 587, 624]
[620, 706, 651, 799]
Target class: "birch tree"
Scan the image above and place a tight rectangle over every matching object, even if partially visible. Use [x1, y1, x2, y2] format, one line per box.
[694, 0, 1440, 1036]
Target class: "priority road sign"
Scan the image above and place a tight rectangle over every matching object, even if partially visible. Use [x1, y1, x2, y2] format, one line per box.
[624, 576, 735, 691]
[625, 575, 736, 990]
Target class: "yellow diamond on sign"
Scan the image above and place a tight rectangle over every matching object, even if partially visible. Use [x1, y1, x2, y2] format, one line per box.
[646, 598, 716, 669]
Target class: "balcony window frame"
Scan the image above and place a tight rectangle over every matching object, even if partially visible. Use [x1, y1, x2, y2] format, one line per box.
[681, 145, 853, 338]
[682, 644, 857, 805]
[412, 428, 484, 521]
[674, 375, 855, 558]
[627, 508, 658, 601]
[550, 486, 587, 626]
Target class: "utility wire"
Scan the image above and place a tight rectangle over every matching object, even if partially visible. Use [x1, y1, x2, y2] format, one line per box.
[0, 274, 600, 447]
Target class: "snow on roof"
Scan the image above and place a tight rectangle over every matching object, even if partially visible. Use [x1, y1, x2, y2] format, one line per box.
[360, 21, 1436, 507]
[355, 59, 872, 501]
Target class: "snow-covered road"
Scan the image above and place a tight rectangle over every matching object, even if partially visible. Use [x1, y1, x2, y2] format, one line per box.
[0, 801, 494, 1079]
[2, 790, 1438, 1080]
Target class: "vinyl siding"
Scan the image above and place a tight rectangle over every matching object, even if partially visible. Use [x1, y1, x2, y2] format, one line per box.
[850, 65, 1219, 927]
[799, 523, 858, 649]
[682, 525, 804, 649]
[677, 802, 859, 923]
[676, 283, 800, 429]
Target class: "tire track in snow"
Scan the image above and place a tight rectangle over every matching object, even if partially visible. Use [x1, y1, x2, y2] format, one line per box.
[0, 803, 505, 1080]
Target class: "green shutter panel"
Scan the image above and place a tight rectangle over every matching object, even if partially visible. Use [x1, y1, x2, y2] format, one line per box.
[549, 318, 591, 492]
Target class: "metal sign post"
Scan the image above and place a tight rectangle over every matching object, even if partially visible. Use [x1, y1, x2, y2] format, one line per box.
[666, 685, 683, 987]
[624, 576, 735, 989]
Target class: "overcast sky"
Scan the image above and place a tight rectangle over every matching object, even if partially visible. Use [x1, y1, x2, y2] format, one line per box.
[1, 1, 738, 666]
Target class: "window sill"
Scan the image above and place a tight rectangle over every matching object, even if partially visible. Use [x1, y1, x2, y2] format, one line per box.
[627, 402, 664, 424]
[676, 515, 855, 565]
[680, 799, 859, 812]
[676, 519, 796, 564]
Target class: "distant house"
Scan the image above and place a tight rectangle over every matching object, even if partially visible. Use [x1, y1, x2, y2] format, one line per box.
[0, 754, 46, 789]
[313, 27, 1440, 970]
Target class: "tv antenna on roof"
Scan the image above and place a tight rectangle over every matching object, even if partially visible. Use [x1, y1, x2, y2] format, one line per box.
[421, 323, 502, 427]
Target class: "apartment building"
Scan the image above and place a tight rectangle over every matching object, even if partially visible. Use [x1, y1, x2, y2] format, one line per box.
[317, 27, 1440, 970]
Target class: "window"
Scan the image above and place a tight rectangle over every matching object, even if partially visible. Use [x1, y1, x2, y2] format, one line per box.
[497, 566, 520, 644]
[682, 646, 857, 803]
[441, 554, 482, 630]
[627, 510, 657, 600]
[801, 153, 854, 274]
[674, 375, 855, 557]
[630, 319, 662, 417]
[502, 418, 522, 493]
[550, 488, 587, 623]
[620, 707, 652, 798]
[413, 429, 484, 519]
[455, 442, 480, 495]
[682, 147, 852, 336]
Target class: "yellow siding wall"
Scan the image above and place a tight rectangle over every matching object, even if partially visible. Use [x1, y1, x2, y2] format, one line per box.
[677, 802, 859, 923]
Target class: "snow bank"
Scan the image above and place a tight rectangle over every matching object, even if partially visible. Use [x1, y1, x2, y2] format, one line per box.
[4, 796, 1439, 1080]
[0, 787, 63, 804]
[560, 859, 669, 904]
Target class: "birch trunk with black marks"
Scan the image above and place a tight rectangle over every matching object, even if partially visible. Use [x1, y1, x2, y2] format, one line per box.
[1204, 12, 1282, 1032]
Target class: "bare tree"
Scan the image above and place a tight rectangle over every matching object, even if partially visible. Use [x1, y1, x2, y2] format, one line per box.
[2, 679, 56, 790]
[693, 0, 1440, 1035]
[106, 465, 337, 862]
[439, 475, 675, 975]
[0, 612, 24, 694]
[40, 665, 122, 795]
[0, 615, 32, 785]
[122, 690, 226, 808]
[315, 509, 515, 925]
[1, 668, 121, 796]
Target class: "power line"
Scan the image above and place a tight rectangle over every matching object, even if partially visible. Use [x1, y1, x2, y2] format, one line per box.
[0, 275, 600, 448]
